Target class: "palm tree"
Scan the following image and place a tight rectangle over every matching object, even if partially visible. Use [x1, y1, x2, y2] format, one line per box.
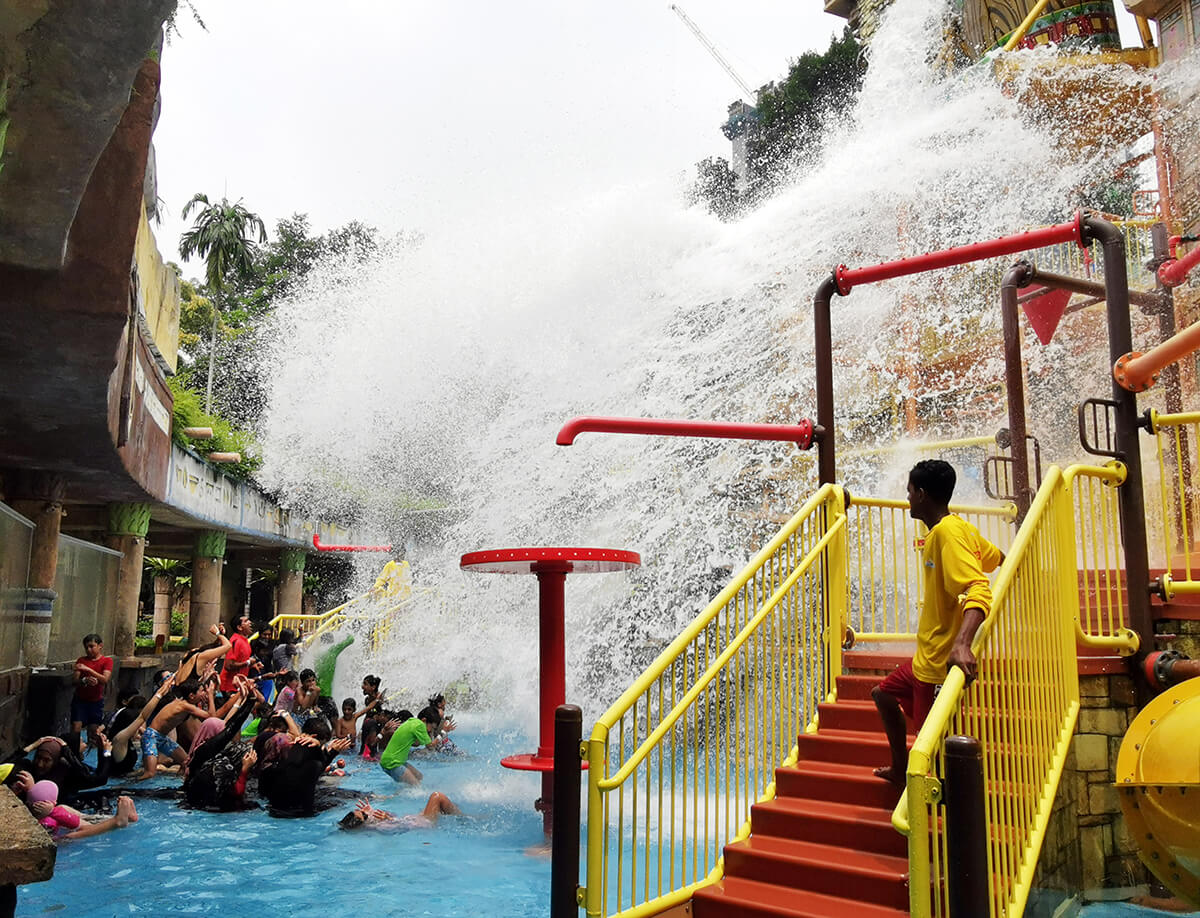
[179, 194, 267, 414]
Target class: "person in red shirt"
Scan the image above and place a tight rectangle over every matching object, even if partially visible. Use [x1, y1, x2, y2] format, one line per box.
[218, 615, 259, 697]
[72, 633, 113, 749]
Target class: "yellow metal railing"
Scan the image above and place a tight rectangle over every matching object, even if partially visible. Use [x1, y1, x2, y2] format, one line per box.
[1146, 410, 1200, 596]
[582, 485, 847, 918]
[846, 498, 1017, 643]
[898, 464, 1130, 917]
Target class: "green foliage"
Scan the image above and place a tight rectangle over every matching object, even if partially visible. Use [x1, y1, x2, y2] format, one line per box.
[690, 28, 867, 216]
[169, 376, 263, 481]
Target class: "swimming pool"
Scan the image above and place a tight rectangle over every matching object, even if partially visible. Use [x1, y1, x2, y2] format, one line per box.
[19, 716, 560, 917]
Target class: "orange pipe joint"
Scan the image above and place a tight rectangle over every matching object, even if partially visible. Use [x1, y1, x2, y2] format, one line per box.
[556, 415, 823, 451]
[1114, 318, 1200, 392]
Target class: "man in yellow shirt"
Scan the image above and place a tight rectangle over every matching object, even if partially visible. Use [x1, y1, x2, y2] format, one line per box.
[873, 460, 1003, 787]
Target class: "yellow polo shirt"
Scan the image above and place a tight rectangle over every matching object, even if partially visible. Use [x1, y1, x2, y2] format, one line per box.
[912, 515, 1002, 684]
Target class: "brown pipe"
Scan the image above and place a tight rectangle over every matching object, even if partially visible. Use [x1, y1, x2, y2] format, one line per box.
[1001, 261, 1035, 521]
[814, 276, 839, 484]
[1022, 268, 1163, 312]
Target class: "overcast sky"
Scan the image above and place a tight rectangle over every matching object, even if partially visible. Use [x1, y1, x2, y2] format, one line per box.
[153, 1, 842, 275]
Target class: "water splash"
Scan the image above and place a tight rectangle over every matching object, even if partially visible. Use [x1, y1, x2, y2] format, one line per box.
[258, 0, 1165, 729]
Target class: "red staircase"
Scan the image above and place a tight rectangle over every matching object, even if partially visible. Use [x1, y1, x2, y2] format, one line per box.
[692, 655, 912, 918]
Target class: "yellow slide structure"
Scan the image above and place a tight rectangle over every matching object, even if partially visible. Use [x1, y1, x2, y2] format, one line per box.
[1117, 678, 1200, 907]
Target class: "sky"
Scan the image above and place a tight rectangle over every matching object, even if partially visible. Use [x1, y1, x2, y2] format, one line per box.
[153, 1, 843, 275]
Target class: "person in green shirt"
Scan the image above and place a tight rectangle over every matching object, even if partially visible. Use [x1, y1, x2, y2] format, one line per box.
[379, 709, 440, 785]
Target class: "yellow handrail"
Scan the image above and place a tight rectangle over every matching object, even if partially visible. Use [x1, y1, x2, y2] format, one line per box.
[584, 484, 846, 918]
[1001, 0, 1055, 51]
[902, 464, 1131, 917]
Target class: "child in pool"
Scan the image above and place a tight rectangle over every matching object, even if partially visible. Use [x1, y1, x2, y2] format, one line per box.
[25, 779, 139, 839]
[337, 793, 462, 831]
[334, 695, 381, 743]
[379, 709, 440, 785]
[273, 670, 299, 714]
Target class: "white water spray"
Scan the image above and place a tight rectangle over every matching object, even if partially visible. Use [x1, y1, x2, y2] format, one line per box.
[258, 0, 1166, 730]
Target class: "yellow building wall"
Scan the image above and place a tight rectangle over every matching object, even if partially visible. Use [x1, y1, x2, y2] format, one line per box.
[133, 200, 180, 375]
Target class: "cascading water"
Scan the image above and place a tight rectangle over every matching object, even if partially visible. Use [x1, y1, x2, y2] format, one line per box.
[254, 0, 1165, 733]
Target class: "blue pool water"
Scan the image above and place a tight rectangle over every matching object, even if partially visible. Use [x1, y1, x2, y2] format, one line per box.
[19, 718, 559, 917]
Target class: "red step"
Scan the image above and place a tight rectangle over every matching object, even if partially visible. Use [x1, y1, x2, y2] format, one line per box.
[835, 674, 880, 701]
[750, 797, 907, 858]
[775, 760, 902, 810]
[721, 836, 909, 911]
[817, 700, 914, 736]
[796, 729, 895, 768]
[693, 876, 908, 918]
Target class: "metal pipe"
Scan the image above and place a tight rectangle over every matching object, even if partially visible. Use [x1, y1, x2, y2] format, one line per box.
[1081, 214, 1153, 657]
[1000, 262, 1035, 520]
[555, 416, 820, 450]
[551, 704, 584, 918]
[1023, 267, 1163, 312]
[1002, 0, 1055, 51]
[814, 276, 838, 484]
[1114, 319, 1200, 392]
[310, 533, 392, 552]
[833, 215, 1084, 295]
[1158, 242, 1200, 288]
[944, 735, 989, 917]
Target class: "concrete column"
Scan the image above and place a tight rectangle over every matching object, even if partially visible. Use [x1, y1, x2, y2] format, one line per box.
[188, 530, 226, 648]
[104, 502, 151, 659]
[8, 472, 66, 667]
[152, 575, 172, 643]
[277, 548, 306, 618]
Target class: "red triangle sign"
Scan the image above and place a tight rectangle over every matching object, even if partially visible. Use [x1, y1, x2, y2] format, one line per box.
[1021, 286, 1072, 345]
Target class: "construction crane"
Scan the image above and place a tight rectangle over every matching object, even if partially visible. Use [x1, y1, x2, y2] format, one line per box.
[669, 5, 754, 103]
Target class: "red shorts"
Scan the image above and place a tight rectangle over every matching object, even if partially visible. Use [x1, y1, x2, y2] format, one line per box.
[877, 660, 939, 727]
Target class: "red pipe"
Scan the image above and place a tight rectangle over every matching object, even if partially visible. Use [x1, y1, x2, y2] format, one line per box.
[311, 533, 392, 552]
[556, 416, 820, 450]
[834, 214, 1085, 295]
[1158, 242, 1200, 288]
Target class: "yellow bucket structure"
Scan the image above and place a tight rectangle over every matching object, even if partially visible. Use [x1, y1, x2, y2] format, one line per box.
[1116, 678, 1200, 907]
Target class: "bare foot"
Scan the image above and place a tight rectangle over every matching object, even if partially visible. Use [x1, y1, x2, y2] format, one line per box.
[873, 766, 905, 789]
[116, 796, 138, 827]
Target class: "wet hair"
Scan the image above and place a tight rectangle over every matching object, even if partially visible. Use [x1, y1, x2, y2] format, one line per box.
[303, 719, 332, 742]
[175, 678, 201, 699]
[338, 810, 366, 830]
[427, 694, 445, 708]
[278, 629, 295, 644]
[342, 698, 356, 711]
[82, 633, 102, 646]
[910, 459, 956, 505]
[398, 709, 414, 722]
[299, 668, 316, 684]
[127, 695, 148, 710]
[418, 705, 441, 726]
[362, 675, 381, 691]
[117, 688, 140, 707]
[278, 671, 299, 687]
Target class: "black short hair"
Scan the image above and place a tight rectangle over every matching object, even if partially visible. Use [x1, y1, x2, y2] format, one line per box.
[278, 629, 295, 644]
[127, 695, 148, 710]
[175, 678, 201, 699]
[117, 688, 140, 707]
[279, 671, 299, 686]
[362, 674, 381, 690]
[303, 719, 332, 742]
[418, 705, 441, 726]
[427, 693, 445, 708]
[231, 614, 252, 631]
[398, 709, 414, 722]
[82, 633, 102, 646]
[910, 459, 956, 505]
[299, 668, 316, 683]
[338, 810, 366, 830]
[342, 698, 356, 710]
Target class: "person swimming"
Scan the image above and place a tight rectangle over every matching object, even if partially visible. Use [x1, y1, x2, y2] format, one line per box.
[337, 793, 462, 831]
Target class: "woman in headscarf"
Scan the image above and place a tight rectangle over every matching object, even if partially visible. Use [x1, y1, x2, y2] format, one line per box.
[16, 733, 111, 803]
[181, 680, 256, 810]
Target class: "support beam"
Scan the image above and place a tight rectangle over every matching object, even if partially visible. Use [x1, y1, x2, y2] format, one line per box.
[188, 530, 226, 648]
[7, 472, 65, 666]
[277, 548, 306, 618]
[104, 502, 150, 658]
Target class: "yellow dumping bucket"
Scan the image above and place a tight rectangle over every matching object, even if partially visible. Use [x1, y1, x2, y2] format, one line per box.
[1116, 678, 1200, 907]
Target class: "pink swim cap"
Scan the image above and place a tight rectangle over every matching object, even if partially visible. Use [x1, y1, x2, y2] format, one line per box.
[27, 780, 58, 805]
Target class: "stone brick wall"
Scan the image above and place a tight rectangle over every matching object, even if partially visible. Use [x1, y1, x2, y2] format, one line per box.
[1032, 670, 1145, 912]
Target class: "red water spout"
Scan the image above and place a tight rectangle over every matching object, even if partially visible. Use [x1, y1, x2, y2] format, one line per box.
[556, 416, 821, 450]
[1158, 242, 1200, 288]
[311, 533, 392, 552]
